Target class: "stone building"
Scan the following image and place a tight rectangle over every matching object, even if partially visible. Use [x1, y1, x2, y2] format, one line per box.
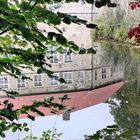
[0, 3, 124, 96]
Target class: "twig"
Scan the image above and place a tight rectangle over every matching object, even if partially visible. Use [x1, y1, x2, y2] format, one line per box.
[0, 29, 9, 35]
[30, 0, 40, 11]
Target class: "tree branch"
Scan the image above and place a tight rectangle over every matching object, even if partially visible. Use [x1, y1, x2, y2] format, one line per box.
[0, 29, 9, 35]
[30, 0, 40, 11]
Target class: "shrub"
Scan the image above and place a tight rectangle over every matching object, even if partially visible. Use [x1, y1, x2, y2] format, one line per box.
[114, 27, 128, 42]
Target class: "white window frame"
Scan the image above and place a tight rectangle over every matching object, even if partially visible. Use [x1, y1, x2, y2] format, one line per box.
[50, 73, 60, 85]
[33, 74, 42, 87]
[17, 76, 26, 88]
[80, 71, 85, 83]
[0, 76, 9, 89]
[63, 72, 72, 84]
[49, 46, 59, 63]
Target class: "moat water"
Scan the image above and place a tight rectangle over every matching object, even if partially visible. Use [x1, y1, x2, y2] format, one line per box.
[4, 42, 140, 139]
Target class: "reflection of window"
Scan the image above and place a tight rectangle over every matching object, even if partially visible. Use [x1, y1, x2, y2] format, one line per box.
[80, 71, 85, 83]
[64, 54, 72, 62]
[17, 76, 26, 88]
[63, 72, 72, 84]
[102, 67, 106, 79]
[34, 74, 42, 87]
[0, 76, 8, 89]
[111, 67, 113, 77]
[95, 70, 97, 81]
[50, 73, 59, 85]
[50, 46, 58, 63]
[64, 48, 72, 62]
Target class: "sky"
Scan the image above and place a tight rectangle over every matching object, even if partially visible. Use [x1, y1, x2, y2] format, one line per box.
[5, 103, 115, 140]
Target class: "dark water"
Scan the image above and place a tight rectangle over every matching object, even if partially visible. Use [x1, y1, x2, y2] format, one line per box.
[5, 42, 140, 140]
[95, 42, 140, 140]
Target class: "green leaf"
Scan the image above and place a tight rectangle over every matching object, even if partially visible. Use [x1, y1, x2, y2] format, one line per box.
[59, 78, 65, 83]
[3, 100, 9, 105]
[79, 48, 86, 54]
[95, 1, 106, 8]
[24, 128, 29, 132]
[20, 1, 31, 11]
[6, 91, 19, 95]
[47, 130, 52, 133]
[15, 25, 35, 41]
[48, 32, 56, 40]
[107, 3, 117, 7]
[34, 109, 45, 116]
[12, 126, 17, 132]
[0, 18, 11, 28]
[56, 47, 65, 53]
[23, 123, 28, 127]
[27, 115, 35, 121]
[85, 0, 94, 4]
[0, 133, 6, 138]
[63, 17, 71, 24]
[37, 68, 43, 74]
[86, 23, 98, 29]
[0, 0, 8, 10]
[87, 48, 96, 54]
[56, 34, 67, 45]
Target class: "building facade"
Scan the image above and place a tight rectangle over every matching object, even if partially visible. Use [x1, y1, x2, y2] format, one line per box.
[0, 3, 124, 96]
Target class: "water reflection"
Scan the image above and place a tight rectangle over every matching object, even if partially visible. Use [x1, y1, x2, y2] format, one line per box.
[109, 69, 140, 139]
[5, 103, 114, 140]
[86, 42, 140, 139]
[4, 41, 140, 139]
[3, 81, 124, 139]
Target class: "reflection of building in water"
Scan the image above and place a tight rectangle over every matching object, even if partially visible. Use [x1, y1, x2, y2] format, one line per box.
[0, 82, 124, 118]
[0, 3, 124, 96]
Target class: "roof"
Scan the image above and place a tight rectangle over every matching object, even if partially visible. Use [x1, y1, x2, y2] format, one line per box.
[0, 82, 124, 118]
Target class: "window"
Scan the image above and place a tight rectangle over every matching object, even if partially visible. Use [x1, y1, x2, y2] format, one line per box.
[63, 72, 72, 84]
[64, 48, 72, 62]
[50, 73, 59, 85]
[49, 46, 58, 63]
[64, 54, 72, 62]
[102, 67, 106, 79]
[111, 67, 114, 77]
[80, 71, 85, 83]
[95, 70, 97, 81]
[0, 76, 8, 89]
[17, 76, 26, 88]
[34, 74, 42, 87]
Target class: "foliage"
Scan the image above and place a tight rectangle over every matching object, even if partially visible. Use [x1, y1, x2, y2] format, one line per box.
[92, 7, 128, 43]
[128, 24, 140, 44]
[84, 124, 133, 140]
[40, 129, 62, 140]
[128, 0, 140, 44]
[109, 81, 140, 139]
[114, 27, 128, 42]
[129, 0, 140, 10]
[0, 95, 70, 138]
[23, 135, 38, 140]
[23, 129, 62, 140]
